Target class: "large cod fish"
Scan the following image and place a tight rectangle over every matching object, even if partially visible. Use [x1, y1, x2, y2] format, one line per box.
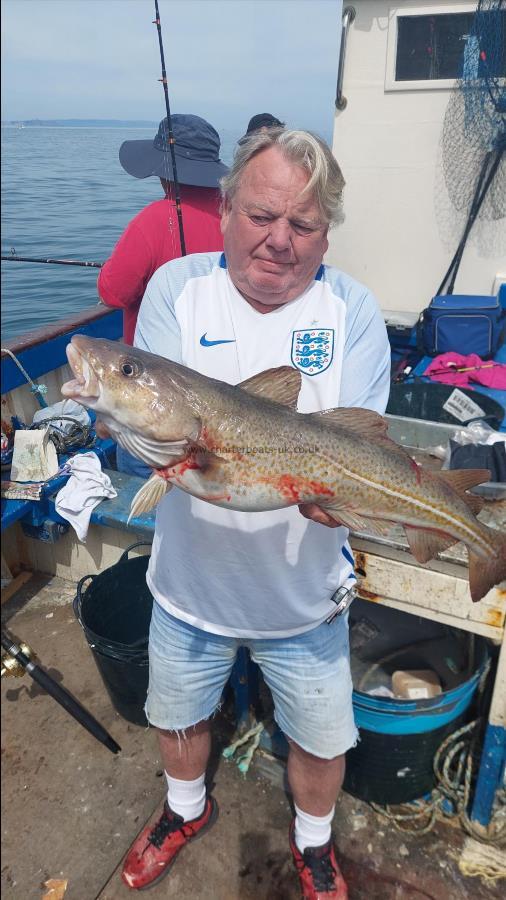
[62, 335, 506, 603]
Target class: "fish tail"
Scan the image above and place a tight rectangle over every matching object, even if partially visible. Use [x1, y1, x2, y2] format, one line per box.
[468, 530, 506, 603]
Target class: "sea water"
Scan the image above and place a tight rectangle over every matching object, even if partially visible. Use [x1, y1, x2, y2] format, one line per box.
[1, 125, 240, 342]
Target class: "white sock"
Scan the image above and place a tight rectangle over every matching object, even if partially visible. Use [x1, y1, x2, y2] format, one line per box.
[165, 772, 206, 822]
[294, 803, 335, 853]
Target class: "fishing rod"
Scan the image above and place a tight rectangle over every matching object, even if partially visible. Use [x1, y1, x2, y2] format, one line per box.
[1, 631, 121, 754]
[1, 253, 102, 268]
[428, 362, 500, 376]
[152, 0, 186, 256]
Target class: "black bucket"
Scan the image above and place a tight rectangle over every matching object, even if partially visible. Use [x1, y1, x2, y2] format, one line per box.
[73, 542, 153, 727]
[344, 602, 488, 805]
[386, 382, 505, 430]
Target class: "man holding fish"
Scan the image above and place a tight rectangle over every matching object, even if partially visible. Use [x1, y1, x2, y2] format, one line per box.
[62, 128, 505, 897]
[126, 125, 389, 899]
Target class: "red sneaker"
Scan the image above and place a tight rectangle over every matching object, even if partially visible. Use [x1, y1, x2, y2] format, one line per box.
[289, 820, 348, 899]
[121, 796, 218, 890]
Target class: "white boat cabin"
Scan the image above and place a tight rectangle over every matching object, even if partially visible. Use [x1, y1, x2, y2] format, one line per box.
[326, 0, 505, 315]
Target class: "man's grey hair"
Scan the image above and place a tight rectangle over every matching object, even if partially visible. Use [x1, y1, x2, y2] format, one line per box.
[220, 128, 345, 226]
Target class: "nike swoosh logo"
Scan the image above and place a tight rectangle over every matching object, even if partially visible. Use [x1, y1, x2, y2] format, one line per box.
[200, 333, 236, 347]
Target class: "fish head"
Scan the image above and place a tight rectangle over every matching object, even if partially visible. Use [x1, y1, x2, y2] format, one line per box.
[62, 336, 201, 466]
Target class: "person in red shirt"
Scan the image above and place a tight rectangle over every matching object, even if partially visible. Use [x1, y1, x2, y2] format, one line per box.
[98, 114, 228, 345]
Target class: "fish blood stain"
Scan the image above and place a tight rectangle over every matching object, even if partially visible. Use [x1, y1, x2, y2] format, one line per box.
[276, 474, 333, 503]
[165, 457, 201, 478]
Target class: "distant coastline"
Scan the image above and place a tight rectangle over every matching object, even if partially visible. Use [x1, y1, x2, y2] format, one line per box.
[2, 119, 158, 128]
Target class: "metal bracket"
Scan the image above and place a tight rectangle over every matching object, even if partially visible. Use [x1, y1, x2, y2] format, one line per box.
[326, 584, 357, 623]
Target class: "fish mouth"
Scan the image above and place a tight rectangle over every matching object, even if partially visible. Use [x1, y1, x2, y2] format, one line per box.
[61, 339, 100, 404]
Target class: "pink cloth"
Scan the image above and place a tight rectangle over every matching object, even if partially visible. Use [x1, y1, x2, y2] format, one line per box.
[424, 352, 506, 390]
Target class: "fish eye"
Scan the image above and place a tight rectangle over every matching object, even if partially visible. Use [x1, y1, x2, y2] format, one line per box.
[120, 359, 141, 377]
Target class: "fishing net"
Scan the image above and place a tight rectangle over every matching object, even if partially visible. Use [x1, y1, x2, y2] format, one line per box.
[435, 0, 506, 281]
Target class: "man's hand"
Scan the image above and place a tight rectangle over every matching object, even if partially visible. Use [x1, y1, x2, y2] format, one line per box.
[298, 503, 341, 528]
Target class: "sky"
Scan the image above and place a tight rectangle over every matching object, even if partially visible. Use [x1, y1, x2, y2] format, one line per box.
[1, 0, 342, 142]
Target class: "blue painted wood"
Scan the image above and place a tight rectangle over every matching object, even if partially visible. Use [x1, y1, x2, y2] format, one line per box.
[43, 468, 157, 538]
[1, 310, 122, 394]
[1, 439, 117, 533]
[228, 647, 262, 732]
[1, 498, 33, 530]
[470, 722, 506, 827]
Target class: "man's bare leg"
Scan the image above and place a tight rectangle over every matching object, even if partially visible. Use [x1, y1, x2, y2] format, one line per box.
[157, 718, 212, 779]
[288, 740, 345, 816]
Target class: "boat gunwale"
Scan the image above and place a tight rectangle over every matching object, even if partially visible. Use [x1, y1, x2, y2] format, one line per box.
[1, 305, 117, 357]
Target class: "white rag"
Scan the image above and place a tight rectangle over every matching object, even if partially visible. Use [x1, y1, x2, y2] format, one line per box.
[55, 452, 117, 542]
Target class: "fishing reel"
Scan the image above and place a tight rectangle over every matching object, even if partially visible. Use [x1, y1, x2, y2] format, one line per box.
[1, 639, 34, 678]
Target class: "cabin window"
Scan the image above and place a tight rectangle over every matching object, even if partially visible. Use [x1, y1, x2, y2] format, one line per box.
[395, 13, 474, 81]
[385, 4, 506, 91]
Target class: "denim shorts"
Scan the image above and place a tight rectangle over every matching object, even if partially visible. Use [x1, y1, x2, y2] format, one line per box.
[145, 601, 358, 759]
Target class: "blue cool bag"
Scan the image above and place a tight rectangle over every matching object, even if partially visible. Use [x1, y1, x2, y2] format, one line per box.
[419, 294, 506, 359]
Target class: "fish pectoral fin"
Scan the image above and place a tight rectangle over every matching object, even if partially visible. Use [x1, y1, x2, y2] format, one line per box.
[404, 526, 457, 564]
[128, 474, 172, 522]
[238, 367, 301, 408]
[437, 469, 489, 516]
[323, 504, 392, 536]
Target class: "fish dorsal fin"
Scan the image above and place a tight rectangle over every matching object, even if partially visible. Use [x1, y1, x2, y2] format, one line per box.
[437, 469, 490, 515]
[312, 407, 388, 437]
[313, 407, 414, 460]
[437, 468, 490, 493]
[238, 367, 302, 409]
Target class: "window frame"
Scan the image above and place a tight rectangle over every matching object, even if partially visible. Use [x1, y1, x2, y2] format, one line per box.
[385, 3, 478, 92]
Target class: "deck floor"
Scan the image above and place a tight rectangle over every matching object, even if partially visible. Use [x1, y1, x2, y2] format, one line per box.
[1, 574, 504, 900]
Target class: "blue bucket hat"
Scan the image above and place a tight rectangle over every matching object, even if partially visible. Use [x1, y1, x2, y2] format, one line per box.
[119, 114, 229, 187]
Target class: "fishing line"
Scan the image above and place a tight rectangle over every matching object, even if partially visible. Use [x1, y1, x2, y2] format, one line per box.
[152, 0, 186, 258]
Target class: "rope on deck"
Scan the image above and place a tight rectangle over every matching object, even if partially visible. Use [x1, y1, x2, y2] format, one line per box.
[459, 836, 506, 886]
[222, 722, 264, 776]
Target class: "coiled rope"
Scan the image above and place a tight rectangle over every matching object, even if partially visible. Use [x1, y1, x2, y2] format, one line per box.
[30, 415, 95, 455]
[371, 661, 506, 845]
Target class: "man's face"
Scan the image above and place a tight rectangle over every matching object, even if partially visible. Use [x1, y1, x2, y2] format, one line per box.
[221, 147, 329, 312]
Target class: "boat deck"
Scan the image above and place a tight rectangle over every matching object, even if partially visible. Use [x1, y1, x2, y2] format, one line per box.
[2, 574, 503, 900]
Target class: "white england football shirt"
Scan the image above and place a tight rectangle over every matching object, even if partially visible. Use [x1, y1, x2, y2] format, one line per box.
[135, 252, 390, 637]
